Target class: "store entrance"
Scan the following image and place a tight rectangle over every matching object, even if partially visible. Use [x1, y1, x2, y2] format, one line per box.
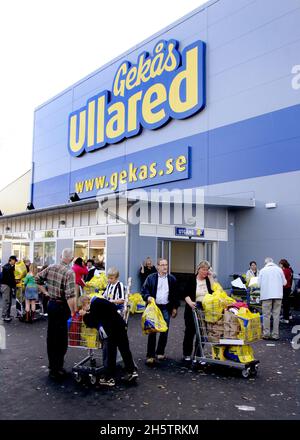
[157, 240, 216, 299]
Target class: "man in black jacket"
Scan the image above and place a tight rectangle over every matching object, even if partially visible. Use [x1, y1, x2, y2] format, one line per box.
[1, 256, 17, 322]
[141, 258, 179, 365]
[79, 296, 138, 386]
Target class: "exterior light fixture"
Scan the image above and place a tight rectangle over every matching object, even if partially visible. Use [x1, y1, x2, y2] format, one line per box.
[26, 202, 35, 210]
[69, 193, 80, 202]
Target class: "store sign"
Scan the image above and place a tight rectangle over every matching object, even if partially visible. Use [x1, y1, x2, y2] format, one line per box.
[68, 39, 206, 157]
[175, 227, 204, 237]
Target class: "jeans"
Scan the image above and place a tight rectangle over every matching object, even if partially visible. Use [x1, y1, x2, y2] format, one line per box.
[146, 306, 170, 358]
[1, 284, 12, 318]
[104, 329, 136, 379]
[47, 300, 70, 371]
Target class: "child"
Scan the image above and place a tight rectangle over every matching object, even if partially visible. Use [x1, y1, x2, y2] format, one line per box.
[102, 267, 125, 314]
[23, 263, 39, 323]
[79, 295, 138, 387]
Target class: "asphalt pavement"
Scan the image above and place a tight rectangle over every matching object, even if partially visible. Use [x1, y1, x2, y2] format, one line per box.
[0, 296, 299, 421]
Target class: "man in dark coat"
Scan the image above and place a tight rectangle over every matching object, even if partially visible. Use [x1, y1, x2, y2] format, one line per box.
[141, 258, 179, 365]
[1, 256, 17, 322]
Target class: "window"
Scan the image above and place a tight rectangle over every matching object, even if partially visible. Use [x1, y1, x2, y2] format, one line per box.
[12, 242, 30, 261]
[33, 242, 56, 268]
[74, 239, 106, 269]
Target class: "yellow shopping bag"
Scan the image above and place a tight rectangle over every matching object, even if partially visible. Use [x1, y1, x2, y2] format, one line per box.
[202, 284, 235, 323]
[80, 322, 100, 348]
[236, 307, 262, 342]
[224, 345, 255, 363]
[129, 293, 146, 314]
[85, 273, 107, 292]
[14, 261, 27, 282]
[141, 299, 168, 335]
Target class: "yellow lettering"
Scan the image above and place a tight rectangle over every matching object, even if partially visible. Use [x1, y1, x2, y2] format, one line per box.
[150, 52, 165, 79]
[95, 176, 106, 190]
[119, 170, 128, 184]
[128, 163, 138, 182]
[138, 165, 148, 180]
[106, 102, 125, 140]
[126, 66, 138, 90]
[113, 63, 128, 97]
[142, 83, 167, 125]
[175, 155, 187, 172]
[97, 95, 105, 145]
[169, 46, 199, 114]
[110, 172, 118, 191]
[149, 162, 157, 178]
[127, 91, 142, 133]
[69, 110, 86, 154]
[163, 42, 178, 72]
[136, 54, 151, 86]
[87, 100, 96, 147]
[85, 179, 94, 192]
[165, 158, 174, 175]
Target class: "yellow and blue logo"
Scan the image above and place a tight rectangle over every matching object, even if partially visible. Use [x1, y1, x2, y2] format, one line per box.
[68, 39, 206, 157]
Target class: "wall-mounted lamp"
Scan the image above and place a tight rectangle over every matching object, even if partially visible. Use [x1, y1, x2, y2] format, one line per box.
[265, 202, 277, 209]
[26, 202, 35, 210]
[5, 226, 10, 232]
[69, 192, 80, 203]
[59, 220, 66, 226]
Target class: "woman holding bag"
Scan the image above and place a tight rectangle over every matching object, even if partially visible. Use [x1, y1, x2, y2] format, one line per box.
[182, 260, 214, 362]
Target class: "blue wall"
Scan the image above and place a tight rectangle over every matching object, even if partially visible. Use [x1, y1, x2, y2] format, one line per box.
[32, 0, 300, 207]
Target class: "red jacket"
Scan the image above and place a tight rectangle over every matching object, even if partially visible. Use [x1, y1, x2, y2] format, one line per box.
[282, 267, 293, 289]
[72, 264, 88, 287]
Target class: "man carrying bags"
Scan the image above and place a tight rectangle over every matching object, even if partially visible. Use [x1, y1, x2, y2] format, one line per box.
[141, 258, 179, 365]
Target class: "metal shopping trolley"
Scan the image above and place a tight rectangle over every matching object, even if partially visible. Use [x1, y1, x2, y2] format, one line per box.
[68, 278, 133, 385]
[192, 307, 260, 378]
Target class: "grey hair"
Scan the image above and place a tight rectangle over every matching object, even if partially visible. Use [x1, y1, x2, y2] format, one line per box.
[265, 257, 273, 264]
[107, 267, 119, 278]
[195, 260, 211, 275]
[61, 248, 73, 260]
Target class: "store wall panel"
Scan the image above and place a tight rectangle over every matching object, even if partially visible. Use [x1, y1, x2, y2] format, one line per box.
[106, 236, 126, 284]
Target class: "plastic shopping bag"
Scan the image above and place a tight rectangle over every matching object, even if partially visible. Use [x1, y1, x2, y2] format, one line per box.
[202, 285, 235, 323]
[141, 299, 168, 335]
[236, 307, 262, 342]
[224, 345, 255, 363]
[85, 273, 107, 292]
[14, 261, 27, 282]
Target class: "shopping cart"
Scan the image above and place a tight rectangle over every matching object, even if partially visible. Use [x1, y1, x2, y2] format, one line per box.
[69, 278, 133, 385]
[192, 307, 260, 378]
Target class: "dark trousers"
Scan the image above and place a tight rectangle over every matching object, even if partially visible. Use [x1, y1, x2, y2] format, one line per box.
[1, 284, 12, 318]
[183, 304, 204, 357]
[183, 311, 196, 357]
[47, 300, 70, 371]
[147, 306, 170, 358]
[104, 328, 136, 379]
[282, 287, 292, 320]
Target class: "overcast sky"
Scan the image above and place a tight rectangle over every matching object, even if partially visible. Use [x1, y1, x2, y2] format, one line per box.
[0, 0, 207, 192]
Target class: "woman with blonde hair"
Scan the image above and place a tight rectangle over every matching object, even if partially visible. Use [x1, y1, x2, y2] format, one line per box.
[23, 263, 39, 323]
[182, 260, 215, 361]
